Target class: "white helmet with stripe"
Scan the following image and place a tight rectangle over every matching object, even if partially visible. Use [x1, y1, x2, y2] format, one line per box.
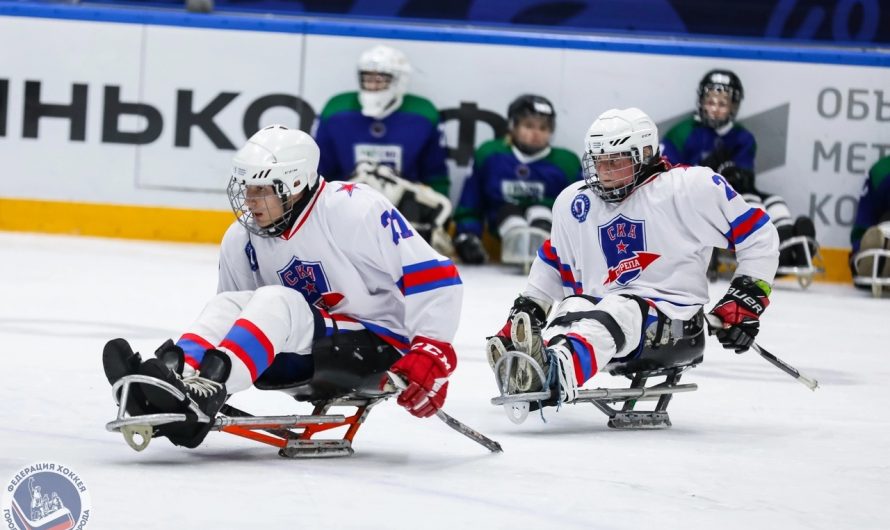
[582, 107, 659, 203]
[227, 124, 320, 237]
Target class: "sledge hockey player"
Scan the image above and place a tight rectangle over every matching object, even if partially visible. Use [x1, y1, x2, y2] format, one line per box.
[313, 44, 450, 196]
[103, 125, 463, 448]
[850, 155, 890, 295]
[661, 69, 818, 278]
[487, 107, 779, 408]
[452, 94, 581, 265]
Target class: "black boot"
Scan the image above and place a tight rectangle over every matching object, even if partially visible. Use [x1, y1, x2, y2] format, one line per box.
[777, 224, 795, 269]
[103, 338, 156, 417]
[793, 216, 817, 266]
[103, 338, 142, 385]
[139, 349, 231, 448]
[154, 339, 186, 376]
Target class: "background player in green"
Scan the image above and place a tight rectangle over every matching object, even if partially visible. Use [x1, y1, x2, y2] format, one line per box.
[850, 155, 890, 293]
[452, 95, 581, 264]
[661, 69, 819, 276]
[313, 44, 452, 249]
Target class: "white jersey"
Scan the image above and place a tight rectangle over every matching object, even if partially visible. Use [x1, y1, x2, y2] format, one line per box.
[525, 165, 779, 320]
[217, 177, 463, 352]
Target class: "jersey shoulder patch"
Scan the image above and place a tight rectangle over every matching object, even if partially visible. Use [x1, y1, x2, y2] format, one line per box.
[554, 180, 592, 214]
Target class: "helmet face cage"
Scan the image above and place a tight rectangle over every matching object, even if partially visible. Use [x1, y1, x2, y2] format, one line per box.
[583, 148, 643, 203]
[358, 71, 394, 92]
[696, 70, 743, 129]
[227, 177, 293, 238]
[357, 46, 410, 119]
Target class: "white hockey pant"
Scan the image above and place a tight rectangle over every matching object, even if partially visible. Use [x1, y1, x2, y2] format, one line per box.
[182, 286, 316, 393]
[542, 295, 645, 399]
[497, 205, 554, 238]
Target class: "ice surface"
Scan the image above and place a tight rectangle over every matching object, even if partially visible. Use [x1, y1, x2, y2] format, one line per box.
[1, 232, 887, 529]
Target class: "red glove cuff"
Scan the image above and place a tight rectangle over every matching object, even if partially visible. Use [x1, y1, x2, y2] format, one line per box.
[712, 301, 761, 325]
[408, 336, 457, 376]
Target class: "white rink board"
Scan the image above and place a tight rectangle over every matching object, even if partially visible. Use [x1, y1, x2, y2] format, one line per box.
[1, 14, 888, 245]
[0, 17, 142, 203]
[137, 25, 305, 198]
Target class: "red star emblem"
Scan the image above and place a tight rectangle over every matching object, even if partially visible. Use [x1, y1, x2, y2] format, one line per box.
[616, 240, 629, 254]
[337, 183, 358, 196]
[302, 282, 317, 296]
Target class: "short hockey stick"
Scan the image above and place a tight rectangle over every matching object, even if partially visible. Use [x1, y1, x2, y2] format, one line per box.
[386, 372, 503, 453]
[748, 342, 819, 391]
[705, 314, 819, 391]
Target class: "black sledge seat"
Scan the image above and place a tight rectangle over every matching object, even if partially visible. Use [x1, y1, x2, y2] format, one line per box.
[605, 311, 706, 377]
[253, 334, 401, 402]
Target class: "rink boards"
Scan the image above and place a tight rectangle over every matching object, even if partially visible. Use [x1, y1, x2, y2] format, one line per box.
[1, 2, 888, 279]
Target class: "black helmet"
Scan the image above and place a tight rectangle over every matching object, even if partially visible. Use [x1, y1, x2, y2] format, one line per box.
[696, 69, 744, 129]
[507, 94, 556, 130]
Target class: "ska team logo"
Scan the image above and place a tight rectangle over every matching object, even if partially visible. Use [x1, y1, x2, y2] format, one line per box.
[598, 214, 660, 286]
[277, 257, 344, 310]
[2, 462, 91, 530]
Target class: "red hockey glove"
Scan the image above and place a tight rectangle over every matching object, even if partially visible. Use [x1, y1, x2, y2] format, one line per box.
[388, 337, 457, 418]
[709, 276, 771, 353]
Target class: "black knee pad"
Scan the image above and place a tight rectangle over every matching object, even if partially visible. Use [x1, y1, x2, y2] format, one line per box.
[306, 332, 401, 399]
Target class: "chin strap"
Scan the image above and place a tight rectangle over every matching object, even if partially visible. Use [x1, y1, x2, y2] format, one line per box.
[267, 180, 321, 237]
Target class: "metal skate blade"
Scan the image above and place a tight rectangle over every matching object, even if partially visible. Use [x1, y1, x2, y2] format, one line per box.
[510, 312, 532, 354]
[504, 402, 530, 424]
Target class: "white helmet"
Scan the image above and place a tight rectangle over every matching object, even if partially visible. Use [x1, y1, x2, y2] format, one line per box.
[357, 45, 411, 120]
[227, 124, 320, 237]
[583, 107, 659, 203]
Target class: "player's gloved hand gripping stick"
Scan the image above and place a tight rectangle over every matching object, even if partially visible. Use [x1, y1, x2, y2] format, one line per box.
[385, 371, 503, 453]
[707, 276, 818, 391]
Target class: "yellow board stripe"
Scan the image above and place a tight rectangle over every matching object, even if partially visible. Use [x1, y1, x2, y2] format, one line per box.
[818, 247, 852, 283]
[0, 197, 855, 283]
[0, 197, 233, 244]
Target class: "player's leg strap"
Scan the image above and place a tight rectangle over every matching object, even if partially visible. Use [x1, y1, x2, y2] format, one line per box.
[547, 295, 628, 352]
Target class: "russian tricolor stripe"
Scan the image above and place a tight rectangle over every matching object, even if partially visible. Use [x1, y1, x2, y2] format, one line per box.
[176, 333, 215, 368]
[318, 309, 364, 336]
[360, 320, 411, 353]
[538, 240, 582, 294]
[725, 207, 770, 248]
[219, 319, 274, 381]
[566, 333, 597, 383]
[398, 259, 462, 296]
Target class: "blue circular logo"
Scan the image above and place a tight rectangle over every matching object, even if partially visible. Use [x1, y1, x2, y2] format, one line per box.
[2, 462, 91, 530]
[369, 121, 386, 138]
[571, 194, 590, 223]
